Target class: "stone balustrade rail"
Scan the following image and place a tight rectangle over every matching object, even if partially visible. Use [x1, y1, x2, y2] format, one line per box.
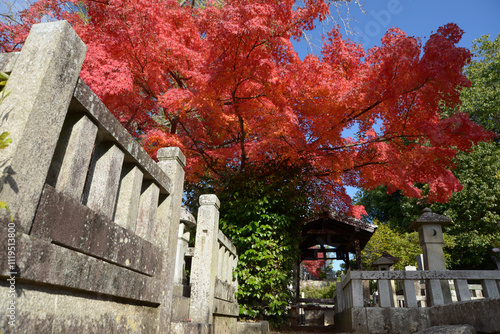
[335, 270, 500, 313]
[0, 20, 238, 334]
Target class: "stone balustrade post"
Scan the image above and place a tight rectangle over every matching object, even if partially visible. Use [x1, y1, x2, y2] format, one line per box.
[46, 113, 98, 200]
[174, 209, 196, 286]
[113, 165, 144, 230]
[82, 143, 125, 220]
[189, 194, 220, 324]
[155, 147, 186, 333]
[409, 208, 453, 305]
[0, 21, 86, 233]
[174, 223, 188, 285]
[335, 279, 345, 313]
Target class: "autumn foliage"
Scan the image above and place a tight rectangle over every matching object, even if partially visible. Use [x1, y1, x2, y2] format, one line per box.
[301, 250, 326, 279]
[0, 0, 493, 215]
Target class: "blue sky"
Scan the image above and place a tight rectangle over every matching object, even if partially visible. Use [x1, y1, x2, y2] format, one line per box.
[293, 0, 500, 199]
[294, 0, 500, 58]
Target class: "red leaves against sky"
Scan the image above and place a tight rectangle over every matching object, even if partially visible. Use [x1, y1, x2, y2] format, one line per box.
[302, 250, 326, 280]
[1, 0, 494, 215]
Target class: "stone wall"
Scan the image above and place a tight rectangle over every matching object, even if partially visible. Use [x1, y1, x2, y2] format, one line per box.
[334, 298, 500, 334]
[0, 20, 238, 334]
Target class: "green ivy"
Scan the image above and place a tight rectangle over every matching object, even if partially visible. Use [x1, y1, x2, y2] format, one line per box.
[185, 161, 320, 324]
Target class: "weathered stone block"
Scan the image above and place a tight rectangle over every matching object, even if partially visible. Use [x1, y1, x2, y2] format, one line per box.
[414, 325, 476, 334]
[0, 280, 158, 334]
[114, 164, 144, 230]
[0, 52, 19, 72]
[170, 322, 211, 334]
[83, 143, 125, 219]
[31, 184, 160, 276]
[46, 113, 98, 200]
[237, 321, 262, 334]
[71, 80, 173, 196]
[172, 295, 191, 322]
[0, 225, 160, 303]
[213, 315, 237, 334]
[0, 21, 86, 233]
[135, 181, 160, 242]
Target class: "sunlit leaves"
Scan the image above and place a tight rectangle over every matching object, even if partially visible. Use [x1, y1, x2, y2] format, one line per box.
[1, 0, 493, 213]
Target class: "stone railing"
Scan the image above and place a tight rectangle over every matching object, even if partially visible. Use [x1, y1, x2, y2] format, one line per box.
[335, 270, 500, 313]
[214, 230, 239, 307]
[187, 195, 239, 332]
[0, 21, 238, 334]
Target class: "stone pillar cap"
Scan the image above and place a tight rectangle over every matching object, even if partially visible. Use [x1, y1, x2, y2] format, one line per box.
[180, 206, 196, 230]
[157, 147, 186, 167]
[409, 207, 451, 230]
[199, 194, 220, 209]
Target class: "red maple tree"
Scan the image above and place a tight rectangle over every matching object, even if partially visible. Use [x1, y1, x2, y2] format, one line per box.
[1, 0, 493, 215]
[302, 249, 327, 280]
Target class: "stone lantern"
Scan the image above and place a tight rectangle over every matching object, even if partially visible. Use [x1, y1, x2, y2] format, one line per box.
[409, 208, 450, 271]
[409, 207, 452, 304]
[373, 252, 399, 306]
[373, 251, 399, 271]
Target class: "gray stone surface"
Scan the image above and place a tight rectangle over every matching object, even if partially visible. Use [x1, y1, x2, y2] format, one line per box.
[0, 220, 160, 303]
[154, 146, 186, 333]
[345, 270, 500, 281]
[189, 194, 221, 324]
[334, 297, 500, 334]
[71, 79, 173, 196]
[180, 206, 197, 229]
[114, 164, 143, 230]
[410, 209, 454, 305]
[135, 181, 160, 241]
[214, 278, 237, 303]
[213, 315, 237, 334]
[172, 295, 191, 322]
[335, 306, 432, 334]
[83, 143, 125, 219]
[213, 298, 239, 317]
[0, 280, 158, 334]
[410, 208, 452, 228]
[0, 20, 86, 233]
[410, 208, 449, 273]
[170, 322, 211, 334]
[414, 325, 476, 334]
[237, 322, 263, 334]
[0, 52, 19, 72]
[175, 223, 192, 284]
[31, 184, 160, 276]
[46, 113, 98, 200]
[428, 298, 500, 334]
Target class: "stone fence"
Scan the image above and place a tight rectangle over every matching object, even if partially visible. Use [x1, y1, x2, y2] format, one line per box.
[332, 207, 500, 334]
[336, 270, 500, 312]
[0, 21, 238, 333]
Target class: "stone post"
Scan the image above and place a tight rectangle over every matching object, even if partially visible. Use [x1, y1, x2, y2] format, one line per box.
[373, 252, 398, 307]
[189, 194, 220, 324]
[174, 208, 196, 285]
[0, 21, 86, 233]
[155, 147, 186, 333]
[409, 208, 452, 305]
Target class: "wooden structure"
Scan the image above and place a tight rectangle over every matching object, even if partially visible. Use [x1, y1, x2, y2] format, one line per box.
[300, 210, 377, 270]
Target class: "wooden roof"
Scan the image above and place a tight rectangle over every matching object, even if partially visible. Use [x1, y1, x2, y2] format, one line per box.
[300, 211, 377, 261]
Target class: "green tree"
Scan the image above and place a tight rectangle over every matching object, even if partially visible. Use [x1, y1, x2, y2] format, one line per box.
[184, 161, 323, 322]
[460, 34, 500, 134]
[354, 187, 424, 232]
[432, 142, 500, 269]
[361, 222, 455, 270]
